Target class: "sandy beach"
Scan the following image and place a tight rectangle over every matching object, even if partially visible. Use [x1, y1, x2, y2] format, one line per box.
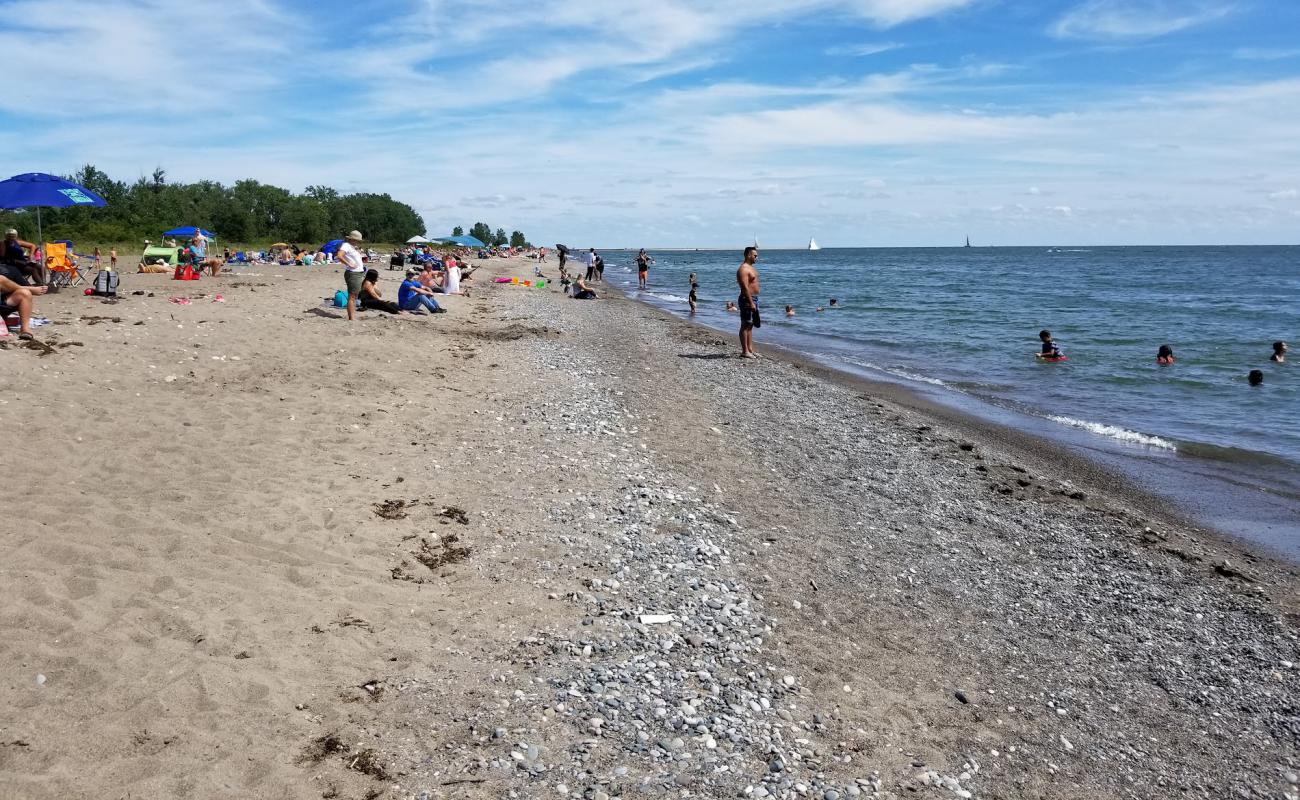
[2, 257, 1297, 800]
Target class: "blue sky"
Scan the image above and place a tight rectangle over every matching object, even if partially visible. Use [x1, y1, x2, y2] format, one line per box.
[2, 0, 1299, 247]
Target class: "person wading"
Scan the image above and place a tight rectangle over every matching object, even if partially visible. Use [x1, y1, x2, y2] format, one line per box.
[736, 246, 761, 359]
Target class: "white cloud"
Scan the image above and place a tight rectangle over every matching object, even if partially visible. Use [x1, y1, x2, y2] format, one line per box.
[825, 42, 903, 57]
[1233, 47, 1300, 61]
[1268, 189, 1299, 200]
[1050, 0, 1233, 40]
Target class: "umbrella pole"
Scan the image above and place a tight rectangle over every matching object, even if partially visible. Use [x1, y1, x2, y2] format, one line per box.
[37, 207, 42, 248]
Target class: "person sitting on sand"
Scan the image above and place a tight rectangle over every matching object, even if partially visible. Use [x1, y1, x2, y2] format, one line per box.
[725, 300, 737, 312]
[1249, 369, 1264, 386]
[358, 269, 406, 315]
[1036, 329, 1063, 360]
[398, 269, 446, 314]
[1157, 344, 1175, 365]
[3, 228, 44, 285]
[439, 258, 468, 296]
[785, 305, 795, 317]
[1272, 341, 1288, 363]
[572, 276, 597, 300]
[0, 269, 47, 340]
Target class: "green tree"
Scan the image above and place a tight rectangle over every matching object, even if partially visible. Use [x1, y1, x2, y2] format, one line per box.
[493, 227, 507, 246]
[0, 165, 426, 246]
[452, 225, 464, 236]
[469, 222, 493, 245]
[509, 230, 526, 248]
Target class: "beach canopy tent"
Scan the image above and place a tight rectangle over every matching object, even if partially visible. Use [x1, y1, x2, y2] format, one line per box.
[142, 245, 181, 266]
[406, 235, 430, 244]
[163, 226, 215, 239]
[434, 234, 486, 248]
[0, 172, 107, 245]
[321, 239, 344, 255]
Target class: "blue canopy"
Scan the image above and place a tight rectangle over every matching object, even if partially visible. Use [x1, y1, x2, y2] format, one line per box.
[435, 234, 486, 248]
[163, 226, 215, 238]
[321, 238, 344, 255]
[0, 172, 107, 243]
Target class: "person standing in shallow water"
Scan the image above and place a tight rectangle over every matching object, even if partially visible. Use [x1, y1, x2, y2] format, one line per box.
[736, 246, 761, 359]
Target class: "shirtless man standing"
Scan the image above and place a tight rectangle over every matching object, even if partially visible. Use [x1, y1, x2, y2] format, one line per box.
[736, 246, 760, 359]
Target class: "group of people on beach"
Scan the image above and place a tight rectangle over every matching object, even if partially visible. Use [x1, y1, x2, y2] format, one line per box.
[337, 231, 471, 321]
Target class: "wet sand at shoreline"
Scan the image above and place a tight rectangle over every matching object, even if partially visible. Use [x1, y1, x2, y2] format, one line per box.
[1, 257, 1296, 799]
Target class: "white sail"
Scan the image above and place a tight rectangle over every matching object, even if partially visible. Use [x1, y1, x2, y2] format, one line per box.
[808, 237, 820, 251]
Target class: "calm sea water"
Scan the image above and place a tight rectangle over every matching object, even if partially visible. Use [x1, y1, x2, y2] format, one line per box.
[600, 246, 1299, 553]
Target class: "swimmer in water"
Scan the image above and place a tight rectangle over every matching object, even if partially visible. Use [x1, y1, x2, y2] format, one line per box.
[1036, 329, 1063, 360]
[1249, 369, 1264, 386]
[1272, 341, 1288, 362]
[1157, 344, 1175, 364]
[725, 300, 737, 312]
[785, 305, 795, 317]
[828, 298, 839, 307]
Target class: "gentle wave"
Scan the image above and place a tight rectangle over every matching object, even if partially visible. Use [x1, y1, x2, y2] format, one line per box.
[1047, 415, 1177, 451]
[837, 355, 948, 387]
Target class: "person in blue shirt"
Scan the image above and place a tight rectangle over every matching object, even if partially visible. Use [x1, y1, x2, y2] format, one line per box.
[398, 269, 446, 314]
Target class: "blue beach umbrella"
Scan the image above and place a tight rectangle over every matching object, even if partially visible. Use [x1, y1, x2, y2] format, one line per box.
[0, 172, 107, 245]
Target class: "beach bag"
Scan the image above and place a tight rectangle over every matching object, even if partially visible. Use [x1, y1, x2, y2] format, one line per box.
[92, 270, 119, 296]
[332, 290, 348, 308]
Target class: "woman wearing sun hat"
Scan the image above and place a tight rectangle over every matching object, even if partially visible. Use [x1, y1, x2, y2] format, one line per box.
[338, 230, 366, 321]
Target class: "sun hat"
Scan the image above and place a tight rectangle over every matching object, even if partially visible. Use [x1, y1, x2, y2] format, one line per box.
[4, 228, 16, 236]
[345, 230, 363, 241]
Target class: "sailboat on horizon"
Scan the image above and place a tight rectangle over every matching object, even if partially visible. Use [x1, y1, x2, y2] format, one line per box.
[964, 235, 971, 248]
[808, 237, 820, 251]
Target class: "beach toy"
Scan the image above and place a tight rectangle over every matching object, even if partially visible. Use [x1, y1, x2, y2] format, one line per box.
[84, 288, 94, 296]
[511, 277, 519, 285]
[1038, 355, 1068, 362]
[494, 277, 511, 284]
[523, 280, 532, 287]
[536, 279, 545, 288]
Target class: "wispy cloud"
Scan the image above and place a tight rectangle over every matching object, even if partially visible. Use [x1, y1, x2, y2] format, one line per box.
[1050, 0, 1234, 41]
[825, 41, 903, 56]
[1233, 47, 1300, 61]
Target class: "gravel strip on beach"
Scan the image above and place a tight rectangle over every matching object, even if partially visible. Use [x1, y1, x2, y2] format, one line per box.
[372, 285, 1297, 799]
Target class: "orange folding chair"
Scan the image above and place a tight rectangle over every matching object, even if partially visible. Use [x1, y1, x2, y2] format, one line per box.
[44, 242, 87, 288]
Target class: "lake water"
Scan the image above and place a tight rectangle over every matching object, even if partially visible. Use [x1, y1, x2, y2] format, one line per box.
[597, 246, 1299, 555]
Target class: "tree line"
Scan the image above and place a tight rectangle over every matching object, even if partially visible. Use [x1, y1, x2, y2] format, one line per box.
[0, 165, 427, 246]
[451, 223, 530, 249]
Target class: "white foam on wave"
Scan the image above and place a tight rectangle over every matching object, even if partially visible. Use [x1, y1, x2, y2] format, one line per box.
[1048, 415, 1177, 451]
[648, 292, 689, 303]
[837, 356, 948, 387]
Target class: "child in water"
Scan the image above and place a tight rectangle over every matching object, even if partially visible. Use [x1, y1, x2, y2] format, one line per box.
[1036, 329, 1064, 360]
[785, 305, 795, 317]
[1272, 341, 1288, 362]
[1249, 369, 1264, 386]
[1157, 344, 1175, 364]
[688, 273, 699, 314]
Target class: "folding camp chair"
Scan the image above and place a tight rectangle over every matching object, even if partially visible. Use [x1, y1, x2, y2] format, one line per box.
[43, 242, 87, 288]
